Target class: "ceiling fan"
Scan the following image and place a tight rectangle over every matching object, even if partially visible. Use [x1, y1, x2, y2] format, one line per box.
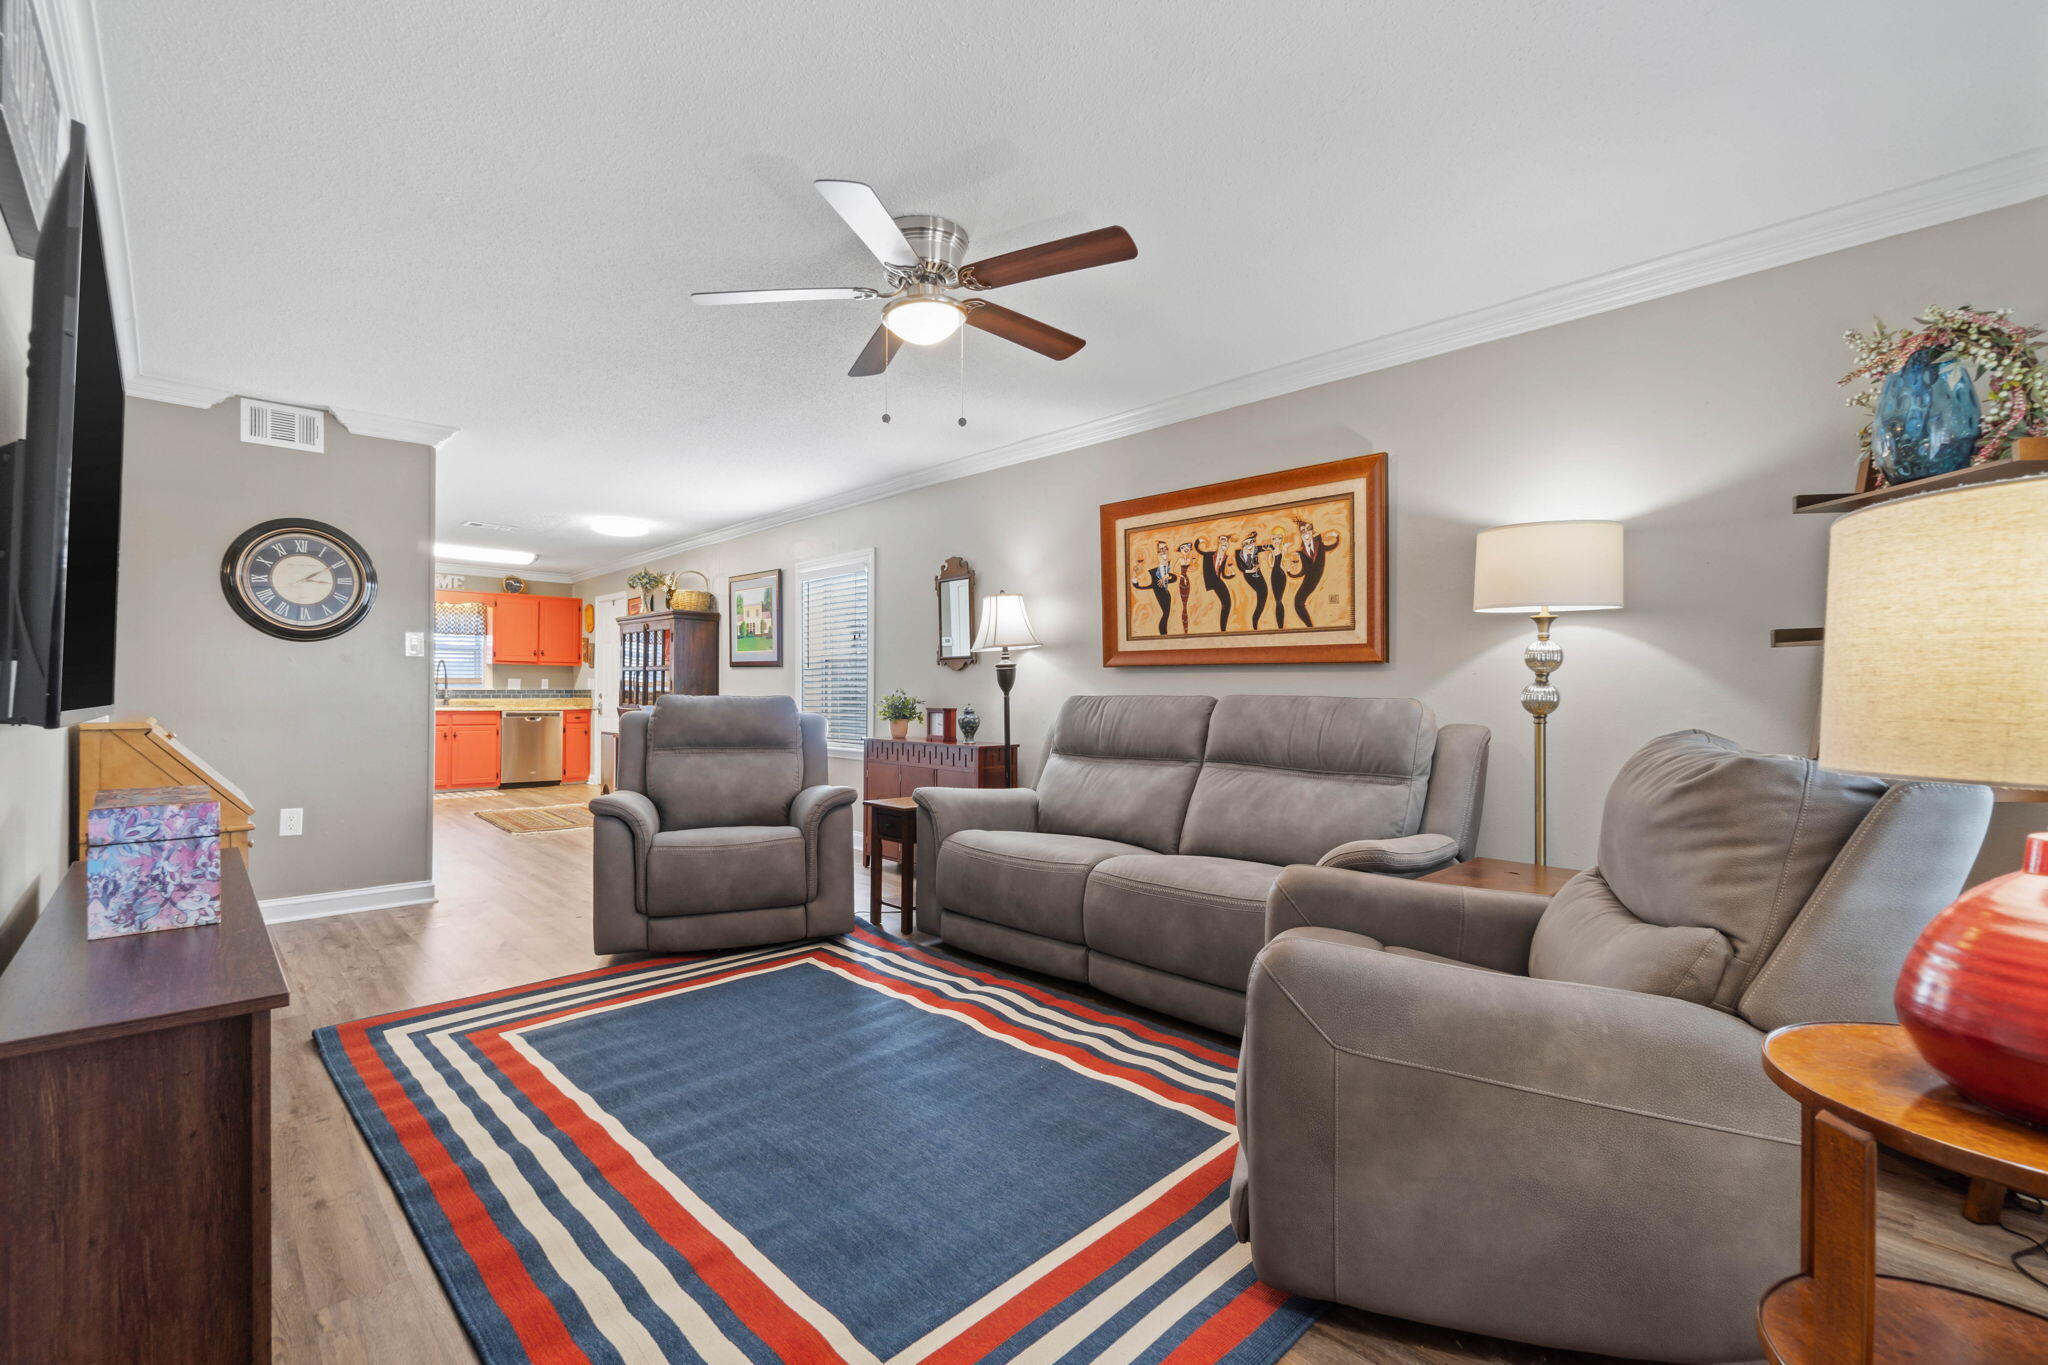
[691, 179, 1136, 377]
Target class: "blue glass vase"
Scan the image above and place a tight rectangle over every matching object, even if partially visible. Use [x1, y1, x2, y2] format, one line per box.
[1873, 348, 1980, 483]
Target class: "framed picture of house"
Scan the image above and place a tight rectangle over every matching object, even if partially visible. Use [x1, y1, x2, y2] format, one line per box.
[728, 568, 782, 667]
[1099, 453, 1388, 666]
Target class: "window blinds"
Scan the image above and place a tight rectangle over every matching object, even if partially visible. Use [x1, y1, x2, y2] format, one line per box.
[799, 567, 870, 746]
[432, 600, 487, 684]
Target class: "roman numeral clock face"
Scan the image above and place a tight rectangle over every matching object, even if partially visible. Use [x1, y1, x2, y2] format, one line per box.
[221, 520, 378, 640]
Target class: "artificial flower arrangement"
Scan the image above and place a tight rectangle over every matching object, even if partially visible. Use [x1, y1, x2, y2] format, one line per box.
[1840, 305, 2048, 482]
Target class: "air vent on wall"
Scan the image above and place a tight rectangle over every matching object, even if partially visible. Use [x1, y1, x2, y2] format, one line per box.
[240, 397, 325, 452]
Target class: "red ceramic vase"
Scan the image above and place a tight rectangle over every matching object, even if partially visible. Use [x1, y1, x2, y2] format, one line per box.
[1895, 831, 2048, 1128]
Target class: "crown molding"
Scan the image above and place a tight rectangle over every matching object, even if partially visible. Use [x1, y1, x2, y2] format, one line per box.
[332, 407, 460, 449]
[571, 147, 2048, 582]
[124, 373, 232, 407]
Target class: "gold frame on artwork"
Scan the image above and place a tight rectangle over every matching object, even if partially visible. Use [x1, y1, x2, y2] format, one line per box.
[1099, 454, 1389, 666]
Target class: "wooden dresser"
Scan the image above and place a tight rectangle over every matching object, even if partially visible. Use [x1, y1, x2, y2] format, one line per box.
[862, 737, 1019, 861]
[0, 855, 288, 1363]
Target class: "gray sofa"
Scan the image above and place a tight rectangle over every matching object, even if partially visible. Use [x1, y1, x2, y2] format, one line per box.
[914, 693, 1489, 1033]
[1234, 730, 1992, 1363]
[590, 695, 857, 953]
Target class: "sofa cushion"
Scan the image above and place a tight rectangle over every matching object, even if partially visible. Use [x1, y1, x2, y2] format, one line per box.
[645, 825, 807, 916]
[939, 829, 1149, 942]
[1554, 730, 1886, 1008]
[1528, 870, 1732, 1005]
[1179, 695, 1437, 867]
[1084, 854, 1277, 991]
[645, 695, 804, 831]
[1035, 695, 1216, 853]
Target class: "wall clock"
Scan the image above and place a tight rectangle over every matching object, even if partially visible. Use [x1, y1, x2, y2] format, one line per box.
[220, 518, 378, 641]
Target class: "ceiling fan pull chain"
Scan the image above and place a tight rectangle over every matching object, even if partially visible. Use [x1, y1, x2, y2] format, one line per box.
[881, 329, 893, 423]
[957, 323, 968, 428]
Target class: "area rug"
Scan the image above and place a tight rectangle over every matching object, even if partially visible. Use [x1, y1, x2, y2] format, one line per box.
[316, 926, 1318, 1364]
[476, 804, 596, 834]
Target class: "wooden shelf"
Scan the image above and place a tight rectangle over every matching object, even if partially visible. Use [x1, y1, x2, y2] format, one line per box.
[1771, 628, 1825, 648]
[1794, 458, 2048, 515]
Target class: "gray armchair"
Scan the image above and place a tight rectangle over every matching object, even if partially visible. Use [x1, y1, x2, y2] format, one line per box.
[1235, 730, 1991, 1364]
[591, 695, 857, 954]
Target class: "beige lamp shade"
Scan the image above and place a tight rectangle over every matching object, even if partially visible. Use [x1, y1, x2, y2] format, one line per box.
[1473, 520, 1625, 613]
[970, 592, 1042, 652]
[1818, 472, 2048, 788]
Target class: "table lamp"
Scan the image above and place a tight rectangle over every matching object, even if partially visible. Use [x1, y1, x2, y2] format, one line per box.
[971, 591, 1041, 786]
[1818, 468, 2048, 1125]
[1473, 520, 1625, 866]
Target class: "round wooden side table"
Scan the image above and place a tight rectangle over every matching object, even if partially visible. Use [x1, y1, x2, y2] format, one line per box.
[1759, 1022, 2048, 1363]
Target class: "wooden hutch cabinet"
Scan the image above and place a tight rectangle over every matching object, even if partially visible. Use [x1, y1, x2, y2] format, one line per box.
[618, 609, 719, 709]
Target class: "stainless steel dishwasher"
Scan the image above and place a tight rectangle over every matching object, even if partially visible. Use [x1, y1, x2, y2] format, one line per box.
[500, 710, 564, 784]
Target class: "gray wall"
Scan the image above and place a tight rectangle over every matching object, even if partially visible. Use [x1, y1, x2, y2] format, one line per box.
[117, 397, 435, 903]
[578, 196, 2048, 872]
[0, 250, 69, 968]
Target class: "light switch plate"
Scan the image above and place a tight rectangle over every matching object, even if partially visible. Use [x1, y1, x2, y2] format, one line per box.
[404, 631, 425, 656]
[279, 807, 304, 837]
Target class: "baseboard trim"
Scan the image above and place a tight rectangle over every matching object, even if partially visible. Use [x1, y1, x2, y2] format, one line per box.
[259, 879, 438, 923]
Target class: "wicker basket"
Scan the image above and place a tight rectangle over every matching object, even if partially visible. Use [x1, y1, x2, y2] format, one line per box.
[670, 568, 716, 614]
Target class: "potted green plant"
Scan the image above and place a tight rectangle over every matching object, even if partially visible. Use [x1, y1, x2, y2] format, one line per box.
[877, 689, 923, 741]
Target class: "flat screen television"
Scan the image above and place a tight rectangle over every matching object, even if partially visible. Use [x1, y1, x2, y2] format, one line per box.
[1, 122, 123, 727]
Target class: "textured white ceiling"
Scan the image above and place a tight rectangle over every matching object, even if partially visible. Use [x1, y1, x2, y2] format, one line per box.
[90, 0, 2048, 574]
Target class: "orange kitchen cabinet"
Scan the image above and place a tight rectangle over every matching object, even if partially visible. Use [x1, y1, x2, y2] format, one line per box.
[490, 594, 541, 664]
[438, 710, 501, 789]
[562, 710, 592, 784]
[535, 597, 582, 667]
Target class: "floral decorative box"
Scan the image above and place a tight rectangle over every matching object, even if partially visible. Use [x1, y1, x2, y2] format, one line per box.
[85, 785, 222, 939]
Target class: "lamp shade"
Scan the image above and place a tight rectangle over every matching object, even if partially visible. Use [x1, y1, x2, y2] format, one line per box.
[1818, 472, 2048, 788]
[971, 592, 1042, 652]
[1472, 520, 1625, 613]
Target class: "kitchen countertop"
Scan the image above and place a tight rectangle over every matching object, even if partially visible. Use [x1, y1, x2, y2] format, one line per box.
[434, 698, 594, 713]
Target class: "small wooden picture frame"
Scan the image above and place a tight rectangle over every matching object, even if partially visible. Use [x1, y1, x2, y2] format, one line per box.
[924, 706, 958, 743]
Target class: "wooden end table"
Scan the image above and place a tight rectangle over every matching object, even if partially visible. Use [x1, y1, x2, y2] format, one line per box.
[1418, 856, 1580, 897]
[1758, 1022, 2048, 1363]
[862, 796, 917, 931]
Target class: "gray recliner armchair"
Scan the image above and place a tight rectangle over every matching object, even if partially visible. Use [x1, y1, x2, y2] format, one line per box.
[1235, 730, 1992, 1364]
[590, 695, 857, 954]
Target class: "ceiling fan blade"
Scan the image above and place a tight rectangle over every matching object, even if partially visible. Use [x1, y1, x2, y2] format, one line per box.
[961, 226, 1136, 290]
[848, 324, 905, 377]
[814, 179, 920, 270]
[691, 287, 878, 305]
[963, 301, 1085, 360]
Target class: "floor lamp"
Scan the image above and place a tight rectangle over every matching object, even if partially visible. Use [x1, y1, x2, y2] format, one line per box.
[1473, 520, 1624, 866]
[970, 591, 1041, 787]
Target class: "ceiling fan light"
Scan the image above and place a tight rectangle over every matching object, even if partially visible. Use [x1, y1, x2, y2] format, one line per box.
[883, 295, 964, 346]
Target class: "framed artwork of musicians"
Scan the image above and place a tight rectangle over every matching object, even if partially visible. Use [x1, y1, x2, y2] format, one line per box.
[1099, 453, 1388, 666]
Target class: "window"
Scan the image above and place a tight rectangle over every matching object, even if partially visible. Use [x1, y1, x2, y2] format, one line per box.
[432, 599, 487, 685]
[795, 550, 873, 750]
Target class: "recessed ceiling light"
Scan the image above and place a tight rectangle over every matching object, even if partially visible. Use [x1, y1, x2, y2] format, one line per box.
[434, 542, 537, 566]
[587, 516, 654, 538]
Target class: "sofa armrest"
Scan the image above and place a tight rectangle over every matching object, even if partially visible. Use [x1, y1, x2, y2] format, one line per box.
[912, 786, 1040, 934]
[790, 784, 858, 899]
[1265, 864, 1548, 973]
[1316, 833, 1460, 877]
[1239, 927, 1796, 1359]
[591, 789, 660, 928]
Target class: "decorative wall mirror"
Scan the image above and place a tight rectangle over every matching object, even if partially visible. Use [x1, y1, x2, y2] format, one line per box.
[936, 556, 977, 669]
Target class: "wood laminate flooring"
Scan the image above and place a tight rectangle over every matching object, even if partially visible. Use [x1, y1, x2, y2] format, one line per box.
[267, 784, 2048, 1362]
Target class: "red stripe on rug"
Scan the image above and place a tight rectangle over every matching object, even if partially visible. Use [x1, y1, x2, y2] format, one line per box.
[814, 954, 1236, 1123]
[917, 1149, 1236, 1365]
[347, 955, 700, 1030]
[493, 953, 826, 1032]
[470, 1027, 845, 1361]
[851, 927, 1239, 1069]
[1158, 1278, 1294, 1364]
[336, 1022, 593, 1364]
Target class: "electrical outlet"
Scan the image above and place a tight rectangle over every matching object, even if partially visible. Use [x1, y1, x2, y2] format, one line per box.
[279, 807, 304, 837]
[506, 678, 521, 690]
[404, 631, 425, 657]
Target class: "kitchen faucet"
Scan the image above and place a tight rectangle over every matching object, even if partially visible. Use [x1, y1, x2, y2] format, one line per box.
[436, 659, 450, 704]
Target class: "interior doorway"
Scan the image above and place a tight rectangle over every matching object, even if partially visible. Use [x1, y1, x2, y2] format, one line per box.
[590, 592, 632, 788]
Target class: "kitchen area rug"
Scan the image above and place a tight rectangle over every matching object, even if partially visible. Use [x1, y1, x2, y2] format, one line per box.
[474, 803, 595, 834]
